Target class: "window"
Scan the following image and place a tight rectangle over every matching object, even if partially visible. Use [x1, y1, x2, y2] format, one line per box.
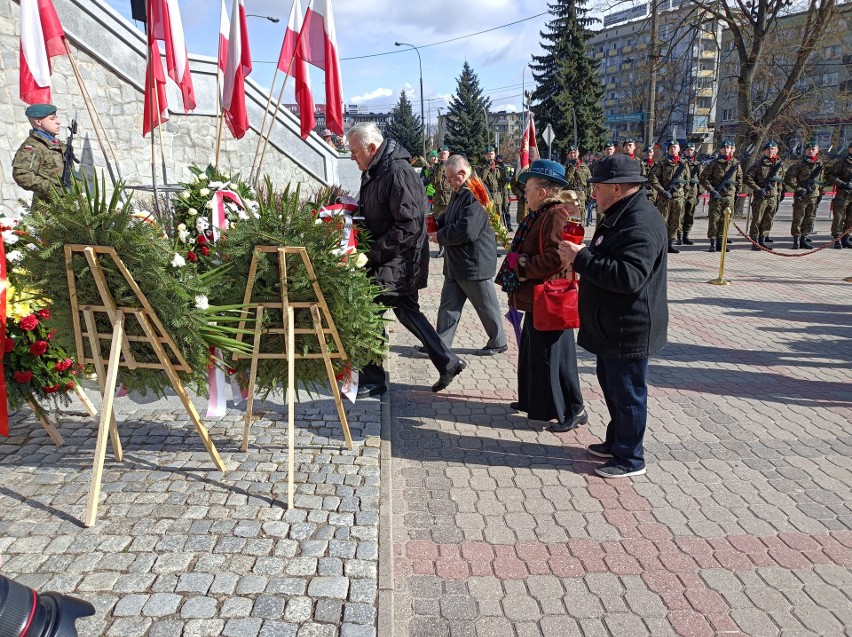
[824, 45, 841, 59]
[818, 101, 835, 115]
[722, 109, 733, 121]
[820, 72, 839, 87]
[693, 115, 709, 130]
[696, 97, 712, 109]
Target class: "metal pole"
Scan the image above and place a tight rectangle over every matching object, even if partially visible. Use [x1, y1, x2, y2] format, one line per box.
[395, 42, 425, 159]
[645, 0, 659, 145]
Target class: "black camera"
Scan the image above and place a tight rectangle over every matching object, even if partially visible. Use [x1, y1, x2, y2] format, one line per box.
[0, 574, 94, 637]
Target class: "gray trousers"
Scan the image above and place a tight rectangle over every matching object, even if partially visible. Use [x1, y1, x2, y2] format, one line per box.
[436, 277, 507, 350]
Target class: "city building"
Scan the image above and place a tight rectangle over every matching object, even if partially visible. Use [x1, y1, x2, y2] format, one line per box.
[435, 110, 523, 155]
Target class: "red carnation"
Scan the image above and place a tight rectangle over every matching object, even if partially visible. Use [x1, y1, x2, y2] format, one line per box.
[196, 234, 208, 245]
[65, 381, 75, 390]
[19, 314, 39, 331]
[3, 338, 14, 353]
[37, 308, 51, 319]
[44, 384, 60, 394]
[200, 246, 210, 256]
[55, 358, 73, 372]
[12, 370, 33, 383]
[29, 341, 49, 356]
[187, 251, 198, 263]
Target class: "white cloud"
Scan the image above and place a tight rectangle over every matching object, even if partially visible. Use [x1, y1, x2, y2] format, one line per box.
[350, 87, 394, 102]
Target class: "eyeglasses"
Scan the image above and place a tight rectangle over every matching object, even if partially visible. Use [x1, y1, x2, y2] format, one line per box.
[524, 184, 544, 194]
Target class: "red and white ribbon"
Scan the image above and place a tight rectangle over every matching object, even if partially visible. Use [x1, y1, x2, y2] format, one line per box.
[316, 203, 358, 257]
[206, 347, 227, 418]
[210, 189, 244, 242]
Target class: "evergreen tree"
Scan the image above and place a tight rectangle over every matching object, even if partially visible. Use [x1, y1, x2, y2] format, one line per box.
[443, 62, 491, 160]
[530, 0, 605, 156]
[385, 89, 424, 158]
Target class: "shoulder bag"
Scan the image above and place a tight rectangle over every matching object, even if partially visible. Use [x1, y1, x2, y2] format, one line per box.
[532, 212, 580, 331]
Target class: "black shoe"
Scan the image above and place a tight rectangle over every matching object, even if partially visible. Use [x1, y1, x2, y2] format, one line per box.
[792, 236, 800, 249]
[801, 236, 813, 248]
[751, 237, 761, 251]
[843, 235, 852, 248]
[432, 360, 466, 392]
[667, 241, 680, 254]
[727, 238, 733, 244]
[547, 409, 588, 433]
[595, 461, 647, 479]
[834, 236, 843, 249]
[509, 402, 527, 412]
[764, 236, 773, 244]
[682, 233, 694, 245]
[475, 345, 508, 356]
[717, 237, 730, 252]
[707, 238, 716, 253]
[587, 443, 614, 458]
[675, 232, 682, 246]
[357, 382, 387, 399]
[415, 345, 427, 354]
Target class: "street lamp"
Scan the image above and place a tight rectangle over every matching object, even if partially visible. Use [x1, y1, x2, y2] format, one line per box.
[245, 13, 280, 22]
[394, 41, 426, 159]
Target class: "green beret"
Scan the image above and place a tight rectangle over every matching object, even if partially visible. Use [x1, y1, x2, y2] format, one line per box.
[622, 138, 636, 145]
[805, 141, 819, 149]
[665, 139, 680, 147]
[720, 139, 735, 147]
[644, 144, 654, 152]
[427, 150, 438, 158]
[484, 145, 495, 153]
[684, 142, 696, 149]
[566, 145, 578, 151]
[25, 103, 57, 118]
[604, 140, 615, 149]
[439, 145, 449, 151]
[762, 140, 778, 150]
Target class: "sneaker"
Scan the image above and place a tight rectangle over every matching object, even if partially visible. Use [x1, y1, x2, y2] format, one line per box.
[431, 360, 466, 392]
[595, 461, 646, 479]
[475, 345, 508, 356]
[586, 443, 613, 458]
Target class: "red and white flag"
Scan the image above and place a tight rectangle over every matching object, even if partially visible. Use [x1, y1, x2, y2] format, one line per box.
[143, 1, 168, 136]
[218, 0, 229, 73]
[222, 0, 252, 139]
[519, 111, 538, 173]
[298, 0, 343, 135]
[277, 0, 315, 139]
[148, 0, 195, 112]
[19, 0, 67, 105]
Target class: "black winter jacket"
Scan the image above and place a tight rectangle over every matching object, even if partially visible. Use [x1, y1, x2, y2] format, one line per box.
[436, 185, 497, 281]
[572, 190, 668, 359]
[358, 139, 430, 295]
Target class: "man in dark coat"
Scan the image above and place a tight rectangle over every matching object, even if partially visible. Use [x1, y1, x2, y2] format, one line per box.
[429, 154, 507, 356]
[349, 123, 465, 395]
[562, 154, 669, 478]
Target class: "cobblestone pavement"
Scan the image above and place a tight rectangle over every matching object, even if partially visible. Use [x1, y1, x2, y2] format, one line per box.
[387, 211, 852, 637]
[0, 388, 381, 637]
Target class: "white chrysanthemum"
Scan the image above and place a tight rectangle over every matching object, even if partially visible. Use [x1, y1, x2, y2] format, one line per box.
[221, 172, 231, 180]
[25, 243, 38, 251]
[2, 230, 19, 245]
[194, 295, 209, 310]
[315, 218, 324, 224]
[6, 250, 23, 263]
[195, 217, 210, 233]
[180, 190, 191, 199]
[208, 181, 224, 189]
[355, 253, 369, 268]
[171, 253, 186, 268]
[178, 229, 190, 243]
[196, 174, 208, 182]
[205, 200, 215, 209]
[237, 209, 249, 220]
[199, 188, 210, 197]
[187, 207, 198, 216]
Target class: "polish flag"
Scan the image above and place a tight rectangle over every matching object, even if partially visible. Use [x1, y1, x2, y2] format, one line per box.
[218, 0, 229, 73]
[142, 38, 169, 136]
[19, 0, 67, 105]
[222, 0, 252, 139]
[277, 0, 315, 139]
[298, 0, 343, 135]
[148, 0, 195, 112]
[519, 111, 538, 173]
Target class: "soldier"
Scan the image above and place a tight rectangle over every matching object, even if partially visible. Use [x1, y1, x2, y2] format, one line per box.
[476, 145, 504, 226]
[12, 103, 66, 208]
[699, 139, 741, 252]
[641, 144, 655, 176]
[783, 141, 824, 249]
[430, 145, 453, 257]
[622, 138, 638, 160]
[587, 142, 615, 224]
[679, 141, 700, 245]
[495, 154, 513, 231]
[744, 141, 785, 251]
[563, 144, 591, 215]
[648, 139, 690, 254]
[826, 141, 852, 248]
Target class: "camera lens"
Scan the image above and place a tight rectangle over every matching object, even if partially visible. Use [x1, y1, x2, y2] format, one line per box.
[0, 575, 95, 637]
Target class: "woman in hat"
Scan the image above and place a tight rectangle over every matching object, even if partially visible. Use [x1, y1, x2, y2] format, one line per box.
[495, 159, 587, 432]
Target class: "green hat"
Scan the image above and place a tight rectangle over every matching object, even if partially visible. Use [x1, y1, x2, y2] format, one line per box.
[665, 139, 680, 148]
[720, 139, 735, 147]
[427, 150, 438, 158]
[603, 140, 615, 149]
[762, 140, 778, 150]
[643, 144, 654, 152]
[484, 145, 495, 153]
[805, 140, 819, 149]
[439, 145, 449, 151]
[622, 138, 636, 146]
[566, 144, 578, 152]
[25, 103, 56, 118]
[684, 141, 696, 150]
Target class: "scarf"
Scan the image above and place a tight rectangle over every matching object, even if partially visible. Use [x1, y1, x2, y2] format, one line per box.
[495, 208, 545, 294]
[670, 155, 680, 163]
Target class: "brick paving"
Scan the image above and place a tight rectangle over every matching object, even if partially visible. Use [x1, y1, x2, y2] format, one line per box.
[387, 204, 852, 636]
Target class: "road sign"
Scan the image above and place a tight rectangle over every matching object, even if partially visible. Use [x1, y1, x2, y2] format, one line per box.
[542, 124, 555, 159]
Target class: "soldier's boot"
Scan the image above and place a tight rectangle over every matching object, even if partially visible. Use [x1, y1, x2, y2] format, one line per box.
[668, 240, 680, 254]
[833, 235, 843, 249]
[707, 238, 717, 253]
[727, 237, 733, 244]
[751, 236, 761, 251]
[800, 235, 813, 249]
[682, 233, 695, 245]
[792, 236, 800, 250]
[717, 237, 730, 252]
[675, 232, 683, 245]
[842, 234, 852, 248]
[764, 235, 774, 244]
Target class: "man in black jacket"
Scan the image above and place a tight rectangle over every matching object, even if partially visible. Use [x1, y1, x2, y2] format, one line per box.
[350, 123, 466, 395]
[430, 155, 507, 356]
[562, 154, 669, 478]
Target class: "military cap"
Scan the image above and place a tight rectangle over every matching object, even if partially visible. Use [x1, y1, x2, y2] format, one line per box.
[665, 139, 680, 148]
[439, 144, 449, 151]
[805, 140, 819, 149]
[25, 104, 57, 118]
[566, 144, 578, 151]
[622, 138, 636, 146]
[603, 140, 615, 149]
[427, 150, 438, 158]
[720, 139, 735, 147]
[484, 145, 495, 152]
[684, 141, 696, 149]
[643, 144, 654, 152]
[762, 140, 778, 150]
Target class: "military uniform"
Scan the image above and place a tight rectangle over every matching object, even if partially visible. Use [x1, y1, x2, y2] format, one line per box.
[744, 149, 785, 247]
[430, 161, 453, 218]
[495, 158, 513, 230]
[12, 129, 66, 207]
[476, 162, 504, 215]
[648, 143, 690, 251]
[680, 147, 701, 244]
[699, 150, 742, 252]
[826, 146, 852, 248]
[563, 159, 591, 212]
[783, 144, 823, 248]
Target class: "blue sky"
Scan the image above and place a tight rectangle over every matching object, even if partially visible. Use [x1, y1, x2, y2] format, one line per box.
[102, 0, 555, 123]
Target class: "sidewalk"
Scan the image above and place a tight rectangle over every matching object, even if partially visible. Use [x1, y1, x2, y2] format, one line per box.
[385, 211, 852, 636]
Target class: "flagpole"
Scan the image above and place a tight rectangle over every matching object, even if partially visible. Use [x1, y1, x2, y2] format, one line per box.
[146, 46, 160, 217]
[215, 68, 224, 170]
[214, 114, 225, 171]
[249, 65, 281, 179]
[253, 71, 294, 183]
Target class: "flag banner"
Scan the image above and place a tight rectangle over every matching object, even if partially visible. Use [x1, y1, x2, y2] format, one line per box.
[206, 347, 227, 418]
[222, 0, 252, 139]
[19, 0, 67, 105]
[218, 0, 229, 74]
[298, 0, 343, 135]
[147, 0, 195, 112]
[278, 0, 315, 138]
[142, 37, 169, 136]
[519, 111, 538, 173]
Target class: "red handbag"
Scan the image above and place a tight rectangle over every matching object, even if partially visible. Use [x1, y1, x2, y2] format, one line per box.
[532, 213, 580, 331]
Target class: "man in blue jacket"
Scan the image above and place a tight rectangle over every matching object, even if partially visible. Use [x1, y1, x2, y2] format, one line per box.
[562, 154, 669, 478]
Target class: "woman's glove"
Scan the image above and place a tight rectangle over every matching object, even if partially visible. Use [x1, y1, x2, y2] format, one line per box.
[506, 251, 521, 269]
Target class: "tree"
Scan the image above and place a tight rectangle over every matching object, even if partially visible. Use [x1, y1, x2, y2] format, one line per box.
[385, 89, 424, 158]
[530, 0, 606, 156]
[443, 62, 491, 159]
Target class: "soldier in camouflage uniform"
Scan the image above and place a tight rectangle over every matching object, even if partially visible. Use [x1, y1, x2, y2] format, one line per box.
[699, 139, 741, 253]
[783, 141, 824, 249]
[12, 103, 66, 208]
[588, 141, 615, 224]
[429, 145, 453, 257]
[826, 141, 852, 248]
[495, 154, 513, 230]
[641, 144, 657, 204]
[563, 145, 590, 214]
[744, 141, 785, 251]
[476, 145, 504, 225]
[678, 142, 700, 245]
[648, 139, 691, 254]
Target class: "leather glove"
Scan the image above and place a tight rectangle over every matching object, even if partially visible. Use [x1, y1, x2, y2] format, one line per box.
[795, 188, 808, 197]
[660, 191, 673, 200]
[756, 188, 768, 197]
[709, 188, 721, 200]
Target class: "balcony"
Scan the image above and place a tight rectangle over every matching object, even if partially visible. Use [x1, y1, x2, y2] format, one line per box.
[606, 82, 616, 90]
[605, 99, 618, 107]
[694, 88, 714, 97]
[595, 51, 604, 59]
[622, 45, 633, 54]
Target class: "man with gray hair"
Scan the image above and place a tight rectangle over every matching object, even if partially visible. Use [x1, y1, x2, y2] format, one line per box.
[429, 154, 507, 356]
[349, 123, 466, 395]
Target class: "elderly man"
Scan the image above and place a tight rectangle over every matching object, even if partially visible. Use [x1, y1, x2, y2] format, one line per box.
[561, 154, 669, 478]
[349, 123, 466, 395]
[12, 103, 66, 207]
[429, 155, 507, 356]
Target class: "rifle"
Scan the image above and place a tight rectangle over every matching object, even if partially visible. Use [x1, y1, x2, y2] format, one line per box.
[666, 161, 688, 194]
[760, 160, 784, 192]
[803, 163, 824, 195]
[716, 161, 740, 196]
[61, 119, 78, 188]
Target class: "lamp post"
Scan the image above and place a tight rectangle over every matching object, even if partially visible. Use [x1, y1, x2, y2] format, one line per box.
[245, 13, 280, 22]
[394, 41, 426, 159]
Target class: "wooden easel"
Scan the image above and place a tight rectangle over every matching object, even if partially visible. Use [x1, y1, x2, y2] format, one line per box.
[64, 245, 226, 527]
[234, 246, 353, 508]
[23, 385, 98, 448]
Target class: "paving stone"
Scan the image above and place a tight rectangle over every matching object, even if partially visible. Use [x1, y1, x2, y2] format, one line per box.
[307, 576, 350, 599]
[141, 593, 181, 617]
[180, 596, 218, 619]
